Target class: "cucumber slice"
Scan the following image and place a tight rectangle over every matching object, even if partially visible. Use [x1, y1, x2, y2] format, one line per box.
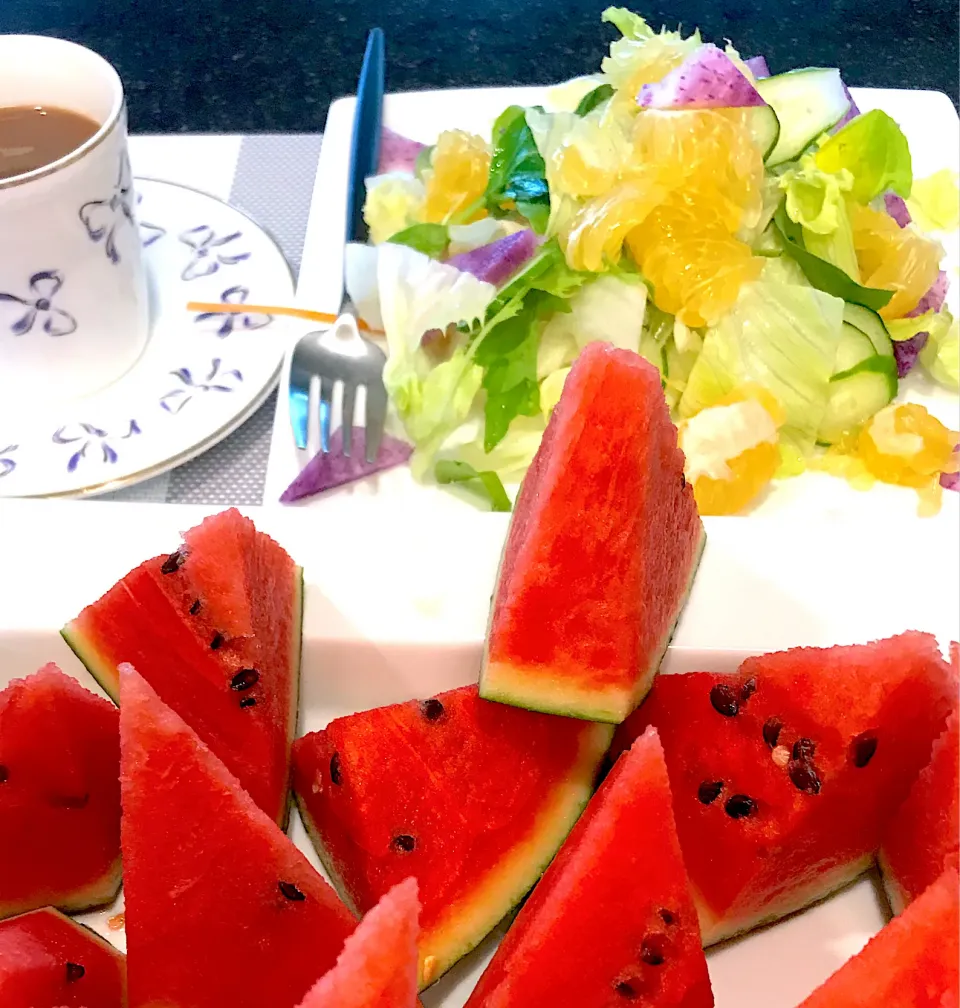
[818, 355, 898, 444]
[743, 104, 781, 161]
[834, 321, 876, 374]
[755, 68, 851, 166]
[842, 303, 894, 357]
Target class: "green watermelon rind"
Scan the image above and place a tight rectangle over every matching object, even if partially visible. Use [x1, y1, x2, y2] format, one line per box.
[60, 566, 305, 830]
[480, 525, 706, 724]
[295, 721, 614, 990]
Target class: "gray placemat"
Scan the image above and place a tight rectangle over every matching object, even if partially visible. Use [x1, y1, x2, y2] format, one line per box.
[100, 132, 324, 505]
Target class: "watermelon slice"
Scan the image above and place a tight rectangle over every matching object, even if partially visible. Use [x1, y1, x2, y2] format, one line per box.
[62, 508, 303, 825]
[796, 866, 959, 1007]
[291, 684, 613, 988]
[612, 632, 957, 944]
[0, 664, 120, 920]
[118, 663, 357, 1008]
[480, 341, 704, 724]
[879, 642, 960, 914]
[296, 878, 420, 1008]
[465, 726, 714, 1008]
[0, 906, 125, 1006]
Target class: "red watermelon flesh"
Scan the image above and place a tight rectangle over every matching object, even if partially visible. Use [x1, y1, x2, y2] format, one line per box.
[879, 644, 959, 914]
[796, 865, 959, 1007]
[465, 726, 714, 1008]
[62, 508, 302, 825]
[481, 340, 704, 724]
[0, 664, 121, 920]
[118, 663, 357, 1008]
[291, 684, 613, 988]
[0, 906, 124, 1006]
[612, 632, 956, 945]
[296, 878, 420, 1008]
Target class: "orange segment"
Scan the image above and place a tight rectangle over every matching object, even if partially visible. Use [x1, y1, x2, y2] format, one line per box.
[422, 130, 491, 225]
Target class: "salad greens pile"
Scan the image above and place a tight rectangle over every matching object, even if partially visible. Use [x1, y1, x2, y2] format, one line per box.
[356, 7, 959, 510]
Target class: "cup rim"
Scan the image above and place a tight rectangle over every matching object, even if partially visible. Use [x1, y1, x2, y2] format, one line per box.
[0, 35, 125, 192]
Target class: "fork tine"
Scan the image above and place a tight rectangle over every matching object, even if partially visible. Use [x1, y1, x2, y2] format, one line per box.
[340, 383, 357, 458]
[319, 376, 335, 453]
[363, 381, 388, 463]
[289, 383, 310, 451]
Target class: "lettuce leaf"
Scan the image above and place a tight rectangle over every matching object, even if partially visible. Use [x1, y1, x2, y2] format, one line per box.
[600, 7, 701, 96]
[679, 279, 844, 448]
[434, 459, 512, 511]
[484, 106, 551, 234]
[363, 173, 426, 244]
[815, 109, 912, 204]
[388, 223, 449, 258]
[919, 310, 959, 389]
[906, 169, 960, 232]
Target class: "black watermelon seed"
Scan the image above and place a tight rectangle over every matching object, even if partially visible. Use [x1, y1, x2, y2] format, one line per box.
[420, 698, 445, 721]
[210, 632, 225, 650]
[680, 473, 687, 489]
[725, 794, 757, 819]
[160, 550, 185, 574]
[792, 737, 817, 762]
[189, 598, 202, 616]
[697, 780, 723, 805]
[658, 908, 677, 926]
[851, 732, 878, 768]
[330, 753, 342, 786]
[239, 697, 257, 709]
[279, 881, 306, 901]
[230, 668, 260, 691]
[762, 717, 783, 749]
[640, 934, 667, 965]
[614, 980, 638, 999]
[710, 684, 740, 717]
[65, 962, 85, 982]
[393, 834, 416, 853]
[788, 759, 822, 794]
[739, 677, 757, 702]
[0, 765, 7, 784]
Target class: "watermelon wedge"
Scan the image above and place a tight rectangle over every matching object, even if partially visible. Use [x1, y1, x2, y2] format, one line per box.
[879, 642, 960, 914]
[465, 726, 714, 1008]
[481, 341, 704, 724]
[796, 866, 959, 1007]
[612, 632, 956, 944]
[296, 878, 420, 1008]
[0, 906, 125, 1007]
[291, 684, 613, 988]
[118, 663, 357, 1008]
[0, 664, 120, 920]
[62, 508, 303, 825]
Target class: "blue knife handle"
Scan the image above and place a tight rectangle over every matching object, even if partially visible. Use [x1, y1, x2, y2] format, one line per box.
[346, 28, 385, 244]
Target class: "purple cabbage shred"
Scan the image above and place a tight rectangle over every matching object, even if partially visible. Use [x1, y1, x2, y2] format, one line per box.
[832, 82, 861, 131]
[906, 271, 949, 318]
[892, 331, 929, 378]
[744, 55, 770, 79]
[884, 192, 912, 228]
[445, 229, 537, 286]
[378, 126, 426, 175]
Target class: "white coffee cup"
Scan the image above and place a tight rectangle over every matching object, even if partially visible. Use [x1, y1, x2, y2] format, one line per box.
[0, 36, 149, 416]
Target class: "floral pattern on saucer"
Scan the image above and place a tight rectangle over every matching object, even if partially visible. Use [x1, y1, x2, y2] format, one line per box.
[0, 177, 293, 498]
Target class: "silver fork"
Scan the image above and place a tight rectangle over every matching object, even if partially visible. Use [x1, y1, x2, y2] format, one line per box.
[288, 313, 388, 462]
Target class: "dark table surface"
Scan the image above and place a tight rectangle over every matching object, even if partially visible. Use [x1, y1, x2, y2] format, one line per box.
[4, 0, 958, 133]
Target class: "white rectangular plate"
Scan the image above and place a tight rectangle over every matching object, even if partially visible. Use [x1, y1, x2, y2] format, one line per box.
[0, 497, 957, 1006]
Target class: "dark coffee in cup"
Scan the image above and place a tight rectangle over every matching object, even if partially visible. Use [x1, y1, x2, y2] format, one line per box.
[0, 104, 100, 180]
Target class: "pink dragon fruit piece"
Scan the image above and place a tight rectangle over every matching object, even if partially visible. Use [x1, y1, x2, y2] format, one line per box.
[744, 55, 770, 79]
[637, 44, 766, 110]
[378, 126, 426, 174]
[884, 191, 912, 227]
[906, 271, 949, 318]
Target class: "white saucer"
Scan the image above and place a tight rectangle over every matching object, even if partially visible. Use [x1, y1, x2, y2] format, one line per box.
[0, 178, 294, 498]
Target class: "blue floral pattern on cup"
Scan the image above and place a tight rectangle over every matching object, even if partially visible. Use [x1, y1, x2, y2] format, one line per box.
[79, 153, 135, 265]
[0, 271, 77, 337]
[53, 419, 141, 472]
[0, 444, 16, 478]
[179, 226, 251, 281]
[193, 286, 272, 337]
[137, 193, 166, 247]
[160, 358, 243, 414]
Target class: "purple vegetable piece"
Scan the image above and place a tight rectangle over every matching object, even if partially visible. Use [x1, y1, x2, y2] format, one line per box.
[892, 330, 929, 378]
[445, 229, 537, 287]
[906, 271, 949, 318]
[831, 82, 860, 132]
[744, 55, 770, 79]
[280, 427, 413, 503]
[884, 191, 912, 228]
[637, 44, 766, 110]
[941, 453, 959, 492]
[378, 126, 426, 174]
